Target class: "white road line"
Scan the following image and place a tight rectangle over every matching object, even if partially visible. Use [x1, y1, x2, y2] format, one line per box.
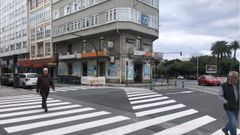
[129, 94, 162, 101]
[31, 116, 130, 135]
[133, 100, 176, 110]
[0, 102, 71, 113]
[126, 91, 153, 94]
[0, 98, 43, 105]
[0, 94, 37, 100]
[92, 109, 198, 135]
[136, 104, 186, 117]
[211, 128, 240, 135]
[130, 97, 169, 105]
[5, 111, 111, 133]
[0, 99, 56, 108]
[153, 115, 216, 135]
[0, 104, 78, 118]
[127, 93, 157, 98]
[0, 107, 95, 125]
[0, 96, 41, 102]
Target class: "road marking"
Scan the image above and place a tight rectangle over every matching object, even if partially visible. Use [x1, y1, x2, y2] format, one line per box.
[0, 94, 38, 100]
[136, 104, 186, 117]
[130, 97, 169, 104]
[31, 116, 130, 135]
[153, 115, 216, 135]
[165, 91, 194, 95]
[0, 102, 71, 113]
[0, 98, 43, 105]
[0, 99, 55, 108]
[0, 96, 41, 102]
[5, 111, 110, 133]
[127, 92, 157, 98]
[0, 104, 78, 118]
[92, 109, 198, 135]
[129, 94, 163, 101]
[0, 107, 95, 125]
[133, 100, 176, 110]
[126, 91, 154, 95]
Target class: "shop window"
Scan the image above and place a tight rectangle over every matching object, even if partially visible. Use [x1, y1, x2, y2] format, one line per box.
[68, 63, 73, 75]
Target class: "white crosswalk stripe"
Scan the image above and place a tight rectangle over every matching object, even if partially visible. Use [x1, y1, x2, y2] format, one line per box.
[211, 128, 240, 135]
[153, 115, 216, 135]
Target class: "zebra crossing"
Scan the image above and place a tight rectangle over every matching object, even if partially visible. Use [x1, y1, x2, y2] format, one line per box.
[123, 87, 238, 135]
[0, 90, 239, 135]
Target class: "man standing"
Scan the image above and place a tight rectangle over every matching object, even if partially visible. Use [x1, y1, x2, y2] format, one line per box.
[219, 71, 239, 135]
[36, 68, 55, 112]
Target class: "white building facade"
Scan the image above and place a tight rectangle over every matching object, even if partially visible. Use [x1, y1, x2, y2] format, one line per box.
[0, 0, 29, 74]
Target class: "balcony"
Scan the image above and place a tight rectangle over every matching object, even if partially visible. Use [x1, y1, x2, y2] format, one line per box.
[59, 52, 77, 60]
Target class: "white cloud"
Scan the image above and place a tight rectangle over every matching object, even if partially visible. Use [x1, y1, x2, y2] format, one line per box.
[154, 0, 240, 60]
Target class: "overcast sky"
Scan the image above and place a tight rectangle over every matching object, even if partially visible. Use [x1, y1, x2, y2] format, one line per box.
[153, 0, 239, 60]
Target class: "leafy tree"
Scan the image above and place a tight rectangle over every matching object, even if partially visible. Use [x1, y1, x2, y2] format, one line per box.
[211, 41, 232, 76]
[230, 40, 240, 61]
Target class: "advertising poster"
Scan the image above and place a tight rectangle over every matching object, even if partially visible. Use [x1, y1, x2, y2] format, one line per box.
[73, 63, 81, 76]
[58, 63, 67, 75]
[144, 64, 151, 79]
[88, 65, 96, 76]
[127, 63, 134, 80]
[107, 64, 119, 78]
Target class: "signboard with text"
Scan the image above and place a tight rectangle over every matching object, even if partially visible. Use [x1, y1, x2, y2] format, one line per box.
[206, 65, 217, 74]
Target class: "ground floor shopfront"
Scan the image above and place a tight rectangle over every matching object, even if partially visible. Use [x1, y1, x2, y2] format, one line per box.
[17, 57, 58, 78]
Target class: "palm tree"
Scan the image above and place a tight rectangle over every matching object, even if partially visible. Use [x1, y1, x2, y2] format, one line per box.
[230, 40, 240, 61]
[211, 41, 232, 76]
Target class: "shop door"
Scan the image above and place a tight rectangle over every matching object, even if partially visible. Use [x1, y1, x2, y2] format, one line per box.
[134, 63, 142, 83]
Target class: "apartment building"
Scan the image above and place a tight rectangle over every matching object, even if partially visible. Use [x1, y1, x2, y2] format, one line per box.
[52, 0, 159, 83]
[0, 0, 29, 74]
[17, 0, 57, 77]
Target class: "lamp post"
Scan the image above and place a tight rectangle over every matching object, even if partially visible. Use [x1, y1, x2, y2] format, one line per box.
[70, 33, 99, 77]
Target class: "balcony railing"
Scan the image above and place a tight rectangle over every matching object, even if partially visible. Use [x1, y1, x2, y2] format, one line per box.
[59, 52, 77, 60]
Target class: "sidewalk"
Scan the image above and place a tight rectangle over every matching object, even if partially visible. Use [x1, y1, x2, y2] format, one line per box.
[0, 85, 34, 97]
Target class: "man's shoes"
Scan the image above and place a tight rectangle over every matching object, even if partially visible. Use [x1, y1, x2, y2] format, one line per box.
[221, 128, 229, 135]
[44, 108, 48, 112]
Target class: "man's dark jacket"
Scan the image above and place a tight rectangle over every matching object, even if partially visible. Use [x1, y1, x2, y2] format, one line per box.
[36, 75, 55, 92]
[221, 82, 239, 111]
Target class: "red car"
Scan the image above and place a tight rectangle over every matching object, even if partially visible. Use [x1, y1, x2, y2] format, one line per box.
[198, 75, 221, 86]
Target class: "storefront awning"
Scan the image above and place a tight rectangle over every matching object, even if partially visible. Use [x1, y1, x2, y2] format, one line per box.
[17, 57, 57, 68]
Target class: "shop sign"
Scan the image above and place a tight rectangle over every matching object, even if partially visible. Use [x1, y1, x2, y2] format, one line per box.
[134, 50, 145, 56]
[141, 14, 149, 26]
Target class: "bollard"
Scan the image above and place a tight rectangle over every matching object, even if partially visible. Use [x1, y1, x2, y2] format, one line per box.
[182, 81, 184, 88]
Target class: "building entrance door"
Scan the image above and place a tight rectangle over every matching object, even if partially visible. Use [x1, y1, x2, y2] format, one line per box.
[134, 63, 142, 83]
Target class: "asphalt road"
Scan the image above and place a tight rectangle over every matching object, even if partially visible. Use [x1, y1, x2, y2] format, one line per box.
[0, 82, 239, 135]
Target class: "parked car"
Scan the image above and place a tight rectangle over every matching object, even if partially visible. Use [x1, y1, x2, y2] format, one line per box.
[198, 75, 221, 86]
[18, 73, 38, 88]
[177, 76, 184, 79]
[1, 73, 14, 86]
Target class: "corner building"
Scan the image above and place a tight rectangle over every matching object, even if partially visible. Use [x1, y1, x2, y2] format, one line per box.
[52, 0, 159, 83]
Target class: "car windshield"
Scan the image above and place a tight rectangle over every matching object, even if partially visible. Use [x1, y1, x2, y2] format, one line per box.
[205, 75, 216, 79]
[27, 74, 38, 78]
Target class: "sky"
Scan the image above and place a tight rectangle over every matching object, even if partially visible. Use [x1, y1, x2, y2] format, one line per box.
[153, 0, 240, 60]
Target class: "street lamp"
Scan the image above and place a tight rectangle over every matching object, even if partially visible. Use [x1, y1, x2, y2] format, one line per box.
[70, 33, 99, 77]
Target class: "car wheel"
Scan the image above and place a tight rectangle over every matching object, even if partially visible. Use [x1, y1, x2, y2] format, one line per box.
[217, 83, 221, 86]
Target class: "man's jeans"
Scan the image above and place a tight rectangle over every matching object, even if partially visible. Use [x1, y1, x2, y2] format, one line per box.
[224, 110, 239, 135]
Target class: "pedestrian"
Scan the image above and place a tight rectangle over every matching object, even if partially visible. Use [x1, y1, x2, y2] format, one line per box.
[219, 71, 239, 135]
[36, 68, 55, 112]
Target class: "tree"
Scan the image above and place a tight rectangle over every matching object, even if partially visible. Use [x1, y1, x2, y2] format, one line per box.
[211, 41, 232, 76]
[230, 40, 240, 61]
